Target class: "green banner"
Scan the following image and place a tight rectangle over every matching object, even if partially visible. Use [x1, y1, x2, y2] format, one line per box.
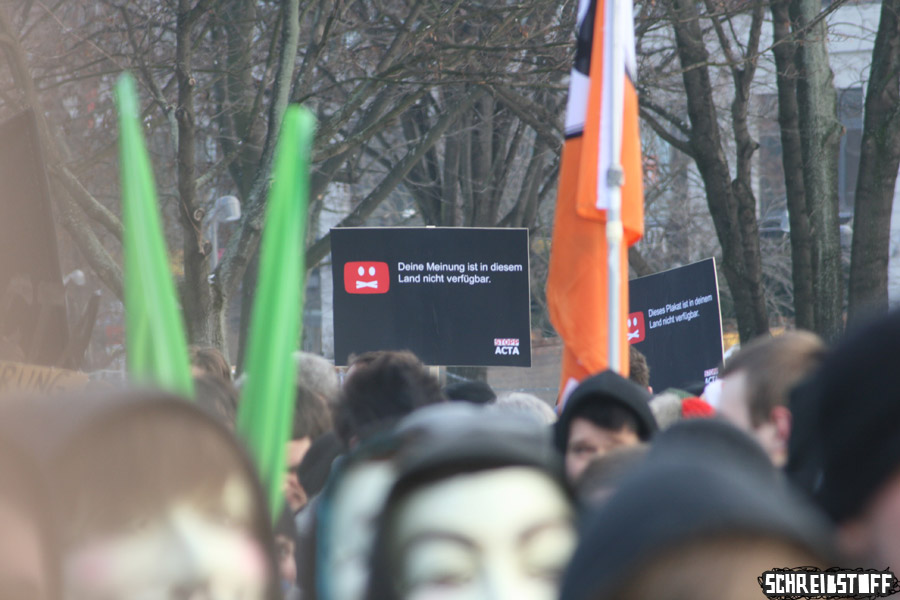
[237, 106, 315, 519]
[115, 73, 193, 398]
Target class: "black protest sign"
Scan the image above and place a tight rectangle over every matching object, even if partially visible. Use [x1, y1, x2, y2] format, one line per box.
[331, 228, 531, 367]
[628, 258, 723, 392]
[0, 110, 69, 366]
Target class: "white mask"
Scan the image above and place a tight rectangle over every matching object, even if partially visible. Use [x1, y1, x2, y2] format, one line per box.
[390, 466, 575, 600]
[324, 460, 396, 600]
[64, 476, 269, 600]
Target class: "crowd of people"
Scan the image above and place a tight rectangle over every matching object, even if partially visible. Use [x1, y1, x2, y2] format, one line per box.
[3, 307, 900, 599]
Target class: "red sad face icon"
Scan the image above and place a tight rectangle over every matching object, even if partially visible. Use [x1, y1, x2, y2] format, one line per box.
[627, 311, 645, 344]
[344, 261, 390, 294]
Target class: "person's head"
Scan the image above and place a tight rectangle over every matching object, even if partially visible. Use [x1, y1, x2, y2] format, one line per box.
[628, 346, 651, 390]
[559, 459, 833, 600]
[368, 414, 575, 600]
[575, 444, 648, 505]
[193, 373, 239, 430]
[317, 434, 408, 600]
[294, 351, 340, 407]
[443, 380, 497, 405]
[189, 345, 232, 381]
[297, 431, 344, 501]
[0, 437, 57, 600]
[274, 506, 299, 593]
[334, 350, 443, 447]
[554, 371, 657, 483]
[648, 418, 782, 486]
[788, 310, 900, 569]
[52, 393, 280, 599]
[718, 331, 825, 467]
[649, 390, 714, 430]
[601, 535, 822, 600]
[285, 380, 334, 512]
[492, 392, 557, 425]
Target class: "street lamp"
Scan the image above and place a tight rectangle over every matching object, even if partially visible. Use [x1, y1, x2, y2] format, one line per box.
[206, 195, 241, 270]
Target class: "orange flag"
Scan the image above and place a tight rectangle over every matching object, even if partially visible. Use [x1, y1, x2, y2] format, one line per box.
[546, 0, 644, 403]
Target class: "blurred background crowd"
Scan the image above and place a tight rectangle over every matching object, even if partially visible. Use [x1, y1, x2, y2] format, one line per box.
[3, 308, 900, 600]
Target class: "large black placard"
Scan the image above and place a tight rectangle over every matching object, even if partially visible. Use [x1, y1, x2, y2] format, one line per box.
[331, 227, 531, 366]
[628, 258, 723, 392]
[0, 110, 69, 366]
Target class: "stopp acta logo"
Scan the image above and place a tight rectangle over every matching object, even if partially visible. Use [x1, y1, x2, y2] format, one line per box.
[758, 568, 899, 599]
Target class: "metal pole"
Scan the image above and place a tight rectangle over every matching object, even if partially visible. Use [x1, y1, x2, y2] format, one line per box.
[604, 0, 625, 373]
[211, 221, 219, 270]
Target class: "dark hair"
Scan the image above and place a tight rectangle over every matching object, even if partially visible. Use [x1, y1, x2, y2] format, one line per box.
[189, 346, 232, 382]
[193, 373, 239, 430]
[274, 505, 298, 541]
[629, 346, 651, 388]
[722, 331, 824, 426]
[334, 351, 443, 446]
[443, 380, 497, 405]
[576, 444, 649, 502]
[297, 432, 344, 499]
[572, 402, 641, 435]
[293, 385, 333, 441]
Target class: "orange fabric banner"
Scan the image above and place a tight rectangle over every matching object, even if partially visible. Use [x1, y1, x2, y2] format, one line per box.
[546, 0, 644, 404]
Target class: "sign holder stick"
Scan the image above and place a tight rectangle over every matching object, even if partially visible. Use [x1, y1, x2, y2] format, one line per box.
[605, 0, 625, 373]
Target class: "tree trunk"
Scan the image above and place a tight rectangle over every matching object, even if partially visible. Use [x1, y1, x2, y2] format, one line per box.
[235, 249, 258, 374]
[176, 0, 213, 346]
[669, 0, 769, 343]
[848, 0, 900, 326]
[210, 0, 300, 355]
[790, 0, 844, 342]
[770, 0, 815, 331]
[728, 2, 770, 342]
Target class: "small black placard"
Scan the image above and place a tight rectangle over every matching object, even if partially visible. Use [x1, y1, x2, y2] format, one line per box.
[331, 227, 531, 367]
[628, 258, 724, 392]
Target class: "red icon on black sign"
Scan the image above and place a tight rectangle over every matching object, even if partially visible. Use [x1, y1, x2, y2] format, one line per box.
[627, 311, 645, 344]
[344, 261, 390, 294]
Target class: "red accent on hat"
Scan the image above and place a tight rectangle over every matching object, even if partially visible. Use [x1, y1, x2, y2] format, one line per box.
[681, 397, 714, 419]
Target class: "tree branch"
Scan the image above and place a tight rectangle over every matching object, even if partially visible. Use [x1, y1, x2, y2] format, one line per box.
[304, 86, 488, 268]
[50, 165, 123, 242]
[639, 106, 695, 158]
[493, 85, 562, 148]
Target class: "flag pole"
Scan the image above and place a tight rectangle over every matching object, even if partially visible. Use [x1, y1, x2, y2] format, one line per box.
[605, 0, 625, 373]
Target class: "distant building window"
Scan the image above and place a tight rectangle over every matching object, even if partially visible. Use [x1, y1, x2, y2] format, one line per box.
[756, 87, 863, 221]
[838, 87, 863, 216]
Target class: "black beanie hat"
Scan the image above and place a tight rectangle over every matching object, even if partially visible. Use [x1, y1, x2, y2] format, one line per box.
[559, 459, 834, 600]
[555, 370, 657, 452]
[297, 431, 344, 499]
[790, 309, 900, 522]
[648, 417, 780, 485]
[367, 409, 570, 600]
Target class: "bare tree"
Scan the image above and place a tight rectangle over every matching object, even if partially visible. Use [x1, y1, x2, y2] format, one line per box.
[848, 0, 900, 326]
[769, 0, 814, 330]
[789, 0, 843, 342]
[639, 0, 770, 343]
[0, 0, 575, 361]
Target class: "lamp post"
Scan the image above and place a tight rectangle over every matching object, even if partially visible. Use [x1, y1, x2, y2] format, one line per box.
[206, 195, 241, 271]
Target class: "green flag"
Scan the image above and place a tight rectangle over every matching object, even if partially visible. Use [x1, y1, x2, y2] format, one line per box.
[115, 73, 193, 398]
[237, 106, 315, 519]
